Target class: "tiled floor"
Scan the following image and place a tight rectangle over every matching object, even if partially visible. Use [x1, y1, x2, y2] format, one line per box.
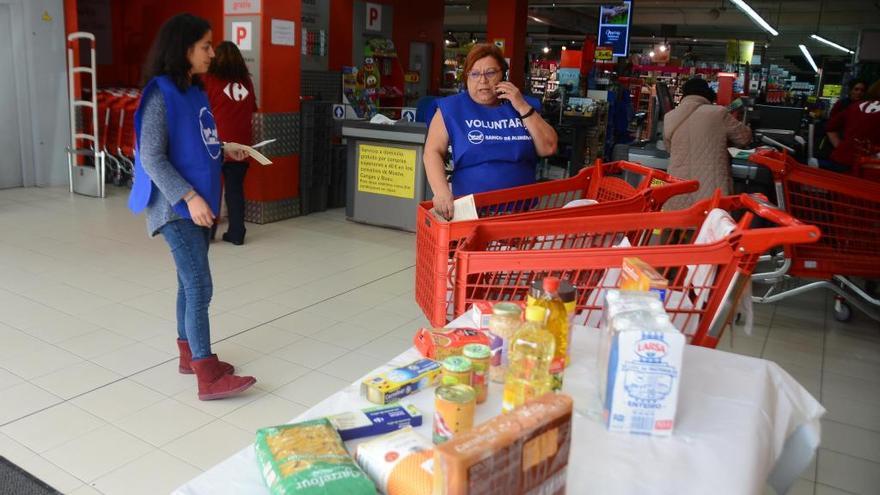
[0, 185, 878, 495]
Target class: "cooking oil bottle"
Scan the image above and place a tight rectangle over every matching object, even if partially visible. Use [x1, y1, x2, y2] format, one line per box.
[501, 306, 555, 413]
[529, 276, 571, 367]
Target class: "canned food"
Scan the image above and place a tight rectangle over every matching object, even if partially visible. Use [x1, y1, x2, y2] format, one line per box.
[441, 356, 473, 386]
[462, 344, 491, 404]
[433, 384, 476, 444]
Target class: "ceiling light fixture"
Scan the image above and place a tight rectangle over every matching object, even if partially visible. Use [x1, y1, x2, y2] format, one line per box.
[810, 34, 855, 54]
[649, 50, 656, 57]
[659, 44, 667, 52]
[543, 46, 550, 54]
[561, 45, 567, 51]
[730, 0, 779, 36]
[799, 44, 819, 73]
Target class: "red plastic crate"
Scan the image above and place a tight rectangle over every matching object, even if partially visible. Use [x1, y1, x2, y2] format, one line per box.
[453, 193, 819, 348]
[415, 161, 699, 327]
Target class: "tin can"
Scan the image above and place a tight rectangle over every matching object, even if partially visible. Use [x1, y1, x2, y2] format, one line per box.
[462, 344, 490, 403]
[433, 384, 476, 444]
[441, 356, 473, 386]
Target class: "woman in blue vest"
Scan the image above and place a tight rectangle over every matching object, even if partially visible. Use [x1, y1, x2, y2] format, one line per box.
[129, 14, 256, 400]
[424, 44, 558, 219]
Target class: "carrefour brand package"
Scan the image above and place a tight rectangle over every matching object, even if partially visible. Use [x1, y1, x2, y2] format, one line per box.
[328, 404, 423, 441]
[599, 290, 684, 437]
[361, 359, 441, 405]
[254, 418, 377, 495]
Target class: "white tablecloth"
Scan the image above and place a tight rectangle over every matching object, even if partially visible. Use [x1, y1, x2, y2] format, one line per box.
[175, 312, 824, 495]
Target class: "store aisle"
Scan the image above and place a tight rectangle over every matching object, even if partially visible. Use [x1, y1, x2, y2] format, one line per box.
[0, 186, 878, 495]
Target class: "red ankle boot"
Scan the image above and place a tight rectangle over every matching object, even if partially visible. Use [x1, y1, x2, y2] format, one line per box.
[190, 355, 256, 400]
[177, 339, 234, 375]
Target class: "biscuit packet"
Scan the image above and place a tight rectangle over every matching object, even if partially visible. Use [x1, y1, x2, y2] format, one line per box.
[255, 418, 377, 495]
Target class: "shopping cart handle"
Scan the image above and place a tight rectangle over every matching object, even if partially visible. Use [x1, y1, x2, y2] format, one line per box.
[731, 193, 821, 253]
[748, 149, 795, 179]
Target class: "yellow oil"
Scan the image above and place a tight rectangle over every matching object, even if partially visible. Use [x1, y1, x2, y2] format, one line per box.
[501, 306, 555, 413]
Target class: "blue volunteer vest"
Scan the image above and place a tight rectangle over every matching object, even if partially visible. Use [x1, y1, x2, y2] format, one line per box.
[128, 76, 222, 219]
[437, 92, 542, 196]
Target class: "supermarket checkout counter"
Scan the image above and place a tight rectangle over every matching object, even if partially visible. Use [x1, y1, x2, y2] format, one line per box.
[341, 120, 430, 232]
[627, 143, 775, 199]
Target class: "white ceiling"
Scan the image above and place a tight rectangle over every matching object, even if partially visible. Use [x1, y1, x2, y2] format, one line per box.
[444, 1, 880, 73]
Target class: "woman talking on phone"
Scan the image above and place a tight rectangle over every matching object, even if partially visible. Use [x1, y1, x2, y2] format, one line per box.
[423, 44, 558, 219]
[128, 13, 256, 400]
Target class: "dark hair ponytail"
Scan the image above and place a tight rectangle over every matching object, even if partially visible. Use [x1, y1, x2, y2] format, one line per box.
[141, 13, 211, 91]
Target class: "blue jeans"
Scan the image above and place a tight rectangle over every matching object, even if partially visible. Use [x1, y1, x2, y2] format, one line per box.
[159, 219, 213, 360]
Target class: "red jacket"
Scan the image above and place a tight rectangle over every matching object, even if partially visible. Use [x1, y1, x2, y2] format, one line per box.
[203, 74, 257, 146]
[827, 99, 880, 168]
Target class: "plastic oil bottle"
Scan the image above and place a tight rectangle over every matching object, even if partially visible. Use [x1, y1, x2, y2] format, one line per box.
[501, 306, 556, 413]
[529, 276, 571, 368]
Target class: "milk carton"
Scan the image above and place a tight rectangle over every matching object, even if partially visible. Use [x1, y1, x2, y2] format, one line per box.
[599, 290, 684, 437]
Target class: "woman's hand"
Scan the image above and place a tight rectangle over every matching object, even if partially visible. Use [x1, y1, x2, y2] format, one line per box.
[186, 194, 215, 227]
[433, 190, 454, 221]
[494, 81, 530, 116]
[224, 147, 249, 161]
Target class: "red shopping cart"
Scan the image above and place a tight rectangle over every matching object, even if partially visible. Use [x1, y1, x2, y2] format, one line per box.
[453, 193, 819, 348]
[415, 161, 699, 327]
[852, 146, 880, 183]
[749, 149, 880, 321]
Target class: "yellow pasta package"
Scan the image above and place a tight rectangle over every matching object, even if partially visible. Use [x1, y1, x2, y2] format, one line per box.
[254, 418, 377, 495]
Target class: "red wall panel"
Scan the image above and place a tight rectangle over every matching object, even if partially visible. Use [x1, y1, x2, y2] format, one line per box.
[245, 0, 301, 202]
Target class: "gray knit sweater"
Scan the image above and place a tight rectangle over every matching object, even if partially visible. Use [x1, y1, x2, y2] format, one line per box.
[138, 87, 194, 236]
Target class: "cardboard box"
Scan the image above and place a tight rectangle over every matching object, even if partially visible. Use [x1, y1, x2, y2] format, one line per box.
[434, 393, 573, 495]
[328, 404, 423, 441]
[362, 359, 441, 405]
[471, 302, 495, 329]
[414, 327, 490, 361]
[620, 257, 668, 301]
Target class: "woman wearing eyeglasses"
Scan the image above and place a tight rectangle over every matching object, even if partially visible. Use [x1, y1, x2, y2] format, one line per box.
[423, 44, 558, 220]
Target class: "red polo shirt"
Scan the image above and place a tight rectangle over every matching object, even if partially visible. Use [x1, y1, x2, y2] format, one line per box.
[827, 99, 880, 168]
[203, 74, 257, 146]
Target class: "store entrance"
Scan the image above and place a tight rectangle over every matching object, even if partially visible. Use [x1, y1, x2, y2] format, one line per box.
[0, 3, 24, 189]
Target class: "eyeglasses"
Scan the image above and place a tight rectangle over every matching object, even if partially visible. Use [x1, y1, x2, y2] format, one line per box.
[467, 68, 502, 80]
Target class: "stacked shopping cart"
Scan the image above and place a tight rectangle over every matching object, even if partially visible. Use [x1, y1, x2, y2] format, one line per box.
[749, 149, 880, 322]
[416, 160, 821, 348]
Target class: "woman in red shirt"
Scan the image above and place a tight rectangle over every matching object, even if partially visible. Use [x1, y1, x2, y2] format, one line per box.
[203, 41, 257, 245]
[826, 80, 880, 172]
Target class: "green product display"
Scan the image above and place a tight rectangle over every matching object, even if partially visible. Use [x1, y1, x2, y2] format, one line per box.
[254, 418, 377, 495]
